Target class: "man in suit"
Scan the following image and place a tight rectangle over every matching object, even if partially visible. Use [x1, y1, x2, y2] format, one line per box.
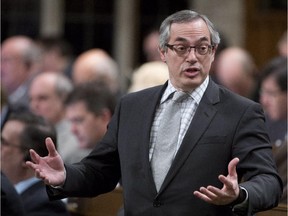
[1, 111, 70, 216]
[26, 10, 282, 216]
[65, 81, 117, 150]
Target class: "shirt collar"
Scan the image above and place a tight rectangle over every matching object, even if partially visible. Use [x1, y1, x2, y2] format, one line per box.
[15, 177, 40, 194]
[161, 76, 209, 104]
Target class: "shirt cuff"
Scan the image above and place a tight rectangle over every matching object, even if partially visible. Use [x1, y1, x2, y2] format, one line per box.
[231, 186, 249, 210]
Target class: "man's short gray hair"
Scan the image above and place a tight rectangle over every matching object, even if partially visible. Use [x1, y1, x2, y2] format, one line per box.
[159, 10, 220, 50]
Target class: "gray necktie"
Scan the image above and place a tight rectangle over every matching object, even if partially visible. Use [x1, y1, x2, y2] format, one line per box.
[151, 91, 188, 191]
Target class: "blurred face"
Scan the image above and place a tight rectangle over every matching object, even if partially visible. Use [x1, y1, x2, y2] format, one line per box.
[215, 51, 254, 98]
[29, 76, 64, 124]
[66, 101, 109, 149]
[1, 120, 25, 184]
[72, 50, 108, 85]
[1, 40, 29, 94]
[260, 76, 287, 120]
[159, 19, 216, 92]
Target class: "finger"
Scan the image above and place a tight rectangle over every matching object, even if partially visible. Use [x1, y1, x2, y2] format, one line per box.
[206, 185, 224, 197]
[193, 190, 212, 203]
[46, 137, 58, 157]
[218, 174, 234, 189]
[29, 149, 41, 163]
[219, 174, 239, 196]
[25, 161, 38, 170]
[228, 157, 239, 177]
[200, 187, 218, 200]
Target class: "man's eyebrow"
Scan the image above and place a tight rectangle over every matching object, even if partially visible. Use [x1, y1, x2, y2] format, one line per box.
[174, 37, 189, 43]
[173, 36, 210, 43]
[198, 36, 209, 42]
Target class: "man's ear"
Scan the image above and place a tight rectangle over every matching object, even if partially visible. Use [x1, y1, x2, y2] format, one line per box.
[158, 46, 166, 63]
[212, 45, 218, 55]
[99, 108, 112, 123]
[211, 45, 218, 62]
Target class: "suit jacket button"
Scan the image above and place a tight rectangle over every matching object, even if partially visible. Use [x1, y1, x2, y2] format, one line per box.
[153, 200, 161, 207]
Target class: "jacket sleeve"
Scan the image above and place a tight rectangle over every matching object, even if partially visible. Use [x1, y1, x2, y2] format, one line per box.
[232, 102, 283, 215]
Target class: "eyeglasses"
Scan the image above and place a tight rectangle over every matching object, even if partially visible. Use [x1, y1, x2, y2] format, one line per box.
[165, 43, 214, 56]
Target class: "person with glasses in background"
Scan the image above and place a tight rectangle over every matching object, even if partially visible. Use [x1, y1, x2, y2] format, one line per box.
[1, 111, 70, 216]
[26, 10, 282, 216]
[259, 56, 287, 204]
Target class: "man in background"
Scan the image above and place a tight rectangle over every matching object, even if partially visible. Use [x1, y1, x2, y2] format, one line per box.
[72, 48, 121, 96]
[29, 72, 87, 164]
[65, 81, 117, 151]
[1, 111, 70, 216]
[1, 36, 41, 127]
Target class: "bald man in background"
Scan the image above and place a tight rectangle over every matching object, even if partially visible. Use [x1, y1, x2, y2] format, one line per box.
[214, 47, 258, 99]
[1, 36, 41, 127]
[72, 49, 121, 95]
[29, 72, 89, 164]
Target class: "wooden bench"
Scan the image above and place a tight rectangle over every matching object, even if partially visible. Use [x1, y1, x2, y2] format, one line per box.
[256, 204, 287, 216]
[67, 188, 286, 216]
[67, 187, 123, 216]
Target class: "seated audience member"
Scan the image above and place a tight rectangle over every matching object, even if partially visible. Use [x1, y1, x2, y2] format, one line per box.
[36, 37, 74, 79]
[259, 56, 287, 204]
[72, 49, 121, 95]
[142, 28, 162, 62]
[1, 36, 41, 126]
[1, 36, 41, 109]
[128, 61, 169, 92]
[214, 46, 258, 99]
[259, 56, 287, 143]
[1, 172, 25, 216]
[1, 111, 70, 216]
[65, 81, 117, 151]
[65, 81, 119, 213]
[29, 72, 87, 164]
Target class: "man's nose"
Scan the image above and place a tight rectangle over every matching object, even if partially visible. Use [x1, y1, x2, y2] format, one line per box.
[185, 48, 197, 62]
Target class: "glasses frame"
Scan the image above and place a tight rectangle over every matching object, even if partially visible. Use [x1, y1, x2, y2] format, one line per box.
[165, 43, 214, 56]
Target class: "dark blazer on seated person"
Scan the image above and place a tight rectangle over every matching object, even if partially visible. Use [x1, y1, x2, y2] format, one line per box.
[21, 180, 70, 216]
[48, 79, 282, 216]
[1, 172, 25, 216]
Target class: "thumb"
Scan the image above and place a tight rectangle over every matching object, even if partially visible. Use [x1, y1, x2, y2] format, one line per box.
[228, 157, 239, 177]
[45, 137, 58, 157]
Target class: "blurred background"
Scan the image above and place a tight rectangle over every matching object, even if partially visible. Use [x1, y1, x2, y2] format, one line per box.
[1, 0, 287, 90]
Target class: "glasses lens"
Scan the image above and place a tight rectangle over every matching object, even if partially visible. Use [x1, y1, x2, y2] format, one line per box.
[167, 44, 212, 56]
[196, 45, 209, 55]
[173, 45, 187, 56]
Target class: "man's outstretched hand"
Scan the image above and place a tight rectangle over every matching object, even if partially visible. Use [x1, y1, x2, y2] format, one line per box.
[193, 157, 240, 205]
[26, 137, 66, 186]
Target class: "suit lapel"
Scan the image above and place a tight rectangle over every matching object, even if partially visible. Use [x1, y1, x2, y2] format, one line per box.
[158, 79, 220, 194]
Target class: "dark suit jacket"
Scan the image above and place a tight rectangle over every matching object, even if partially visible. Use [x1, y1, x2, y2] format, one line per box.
[50, 78, 282, 216]
[21, 180, 69, 216]
[1, 172, 25, 216]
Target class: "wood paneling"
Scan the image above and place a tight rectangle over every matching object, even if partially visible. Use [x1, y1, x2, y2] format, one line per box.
[67, 187, 123, 216]
[245, 0, 287, 68]
[256, 204, 287, 216]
